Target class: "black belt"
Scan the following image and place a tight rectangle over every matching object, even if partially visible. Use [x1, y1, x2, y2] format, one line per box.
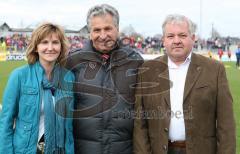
[37, 135, 44, 154]
[37, 145, 65, 154]
[37, 135, 65, 154]
[37, 142, 44, 154]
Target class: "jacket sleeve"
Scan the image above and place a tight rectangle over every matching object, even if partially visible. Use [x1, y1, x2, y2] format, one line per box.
[133, 74, 152, 154]
[216, 63, 236, 154]
[64, 71, 75, 154]
[0, 69, 21, 154]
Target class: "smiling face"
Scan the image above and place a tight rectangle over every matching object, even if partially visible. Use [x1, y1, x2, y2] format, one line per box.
[89, 13, 119, 53]
[37, 33, 61, 66]
[162, 21, 195, 64]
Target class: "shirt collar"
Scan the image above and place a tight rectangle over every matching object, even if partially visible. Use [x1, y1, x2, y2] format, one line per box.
[168, 52, 192, 69]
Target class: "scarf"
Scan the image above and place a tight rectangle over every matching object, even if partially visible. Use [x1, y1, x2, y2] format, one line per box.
[41, 65, 65, 153]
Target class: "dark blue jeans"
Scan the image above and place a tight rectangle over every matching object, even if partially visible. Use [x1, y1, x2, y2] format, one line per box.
[236, 57, 240, 67]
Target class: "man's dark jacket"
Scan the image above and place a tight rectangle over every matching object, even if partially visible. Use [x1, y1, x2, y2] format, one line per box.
[66, 41, 143, 154]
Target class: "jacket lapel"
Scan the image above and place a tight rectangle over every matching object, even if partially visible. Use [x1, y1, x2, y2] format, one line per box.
[183, 53, 202, 102]
[157, 53, 202, 107]
[158, 55, 171, 107]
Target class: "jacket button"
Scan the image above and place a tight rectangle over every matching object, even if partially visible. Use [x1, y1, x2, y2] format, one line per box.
[164, 128, 168, 132]
[163, 145, 167, 150]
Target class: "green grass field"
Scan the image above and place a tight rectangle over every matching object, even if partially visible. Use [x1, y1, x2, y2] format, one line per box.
[0, 61, 27, 103]
[0, 60, 239, 152]
[224, 62, 240, 153]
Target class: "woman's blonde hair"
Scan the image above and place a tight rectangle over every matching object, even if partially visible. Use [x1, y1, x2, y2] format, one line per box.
[26, 22, 69, 66]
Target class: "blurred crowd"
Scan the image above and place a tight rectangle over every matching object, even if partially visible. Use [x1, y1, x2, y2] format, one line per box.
[0, 33, 238, 55]
[0, 34, 29, 52]
[0, 34, 86, 53]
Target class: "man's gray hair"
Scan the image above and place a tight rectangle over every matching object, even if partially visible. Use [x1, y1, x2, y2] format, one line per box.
[87, 4, 119, 31]
[162, 14, 197, 36]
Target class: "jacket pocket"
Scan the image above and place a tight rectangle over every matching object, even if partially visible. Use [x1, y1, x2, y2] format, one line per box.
[195, 84, 209, 89]
[13, 119, 32, 154]
[20, 86, 38, 105]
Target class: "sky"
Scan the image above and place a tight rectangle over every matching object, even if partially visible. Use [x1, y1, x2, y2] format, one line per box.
[0, 0, 239, 39]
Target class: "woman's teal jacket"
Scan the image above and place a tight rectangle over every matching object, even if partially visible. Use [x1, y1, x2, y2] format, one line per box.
[0, 62, 74, 154]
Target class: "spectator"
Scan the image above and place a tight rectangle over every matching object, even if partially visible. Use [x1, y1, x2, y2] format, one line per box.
[235, 43, 240, 69]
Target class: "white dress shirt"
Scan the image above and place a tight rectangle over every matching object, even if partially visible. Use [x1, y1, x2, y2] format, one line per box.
[38, 99, 44, 142]
[168, 53, 192, 141]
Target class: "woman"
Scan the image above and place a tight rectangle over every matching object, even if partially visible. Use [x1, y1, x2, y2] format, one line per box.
[0, 23, 74, 154]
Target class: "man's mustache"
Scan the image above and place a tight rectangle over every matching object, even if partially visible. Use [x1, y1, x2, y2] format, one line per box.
[172, 44, 184, 49]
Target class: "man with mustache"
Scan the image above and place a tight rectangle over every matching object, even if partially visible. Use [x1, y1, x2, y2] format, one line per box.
[66, 4, 143, 154]
[133, 14, 235, 154]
